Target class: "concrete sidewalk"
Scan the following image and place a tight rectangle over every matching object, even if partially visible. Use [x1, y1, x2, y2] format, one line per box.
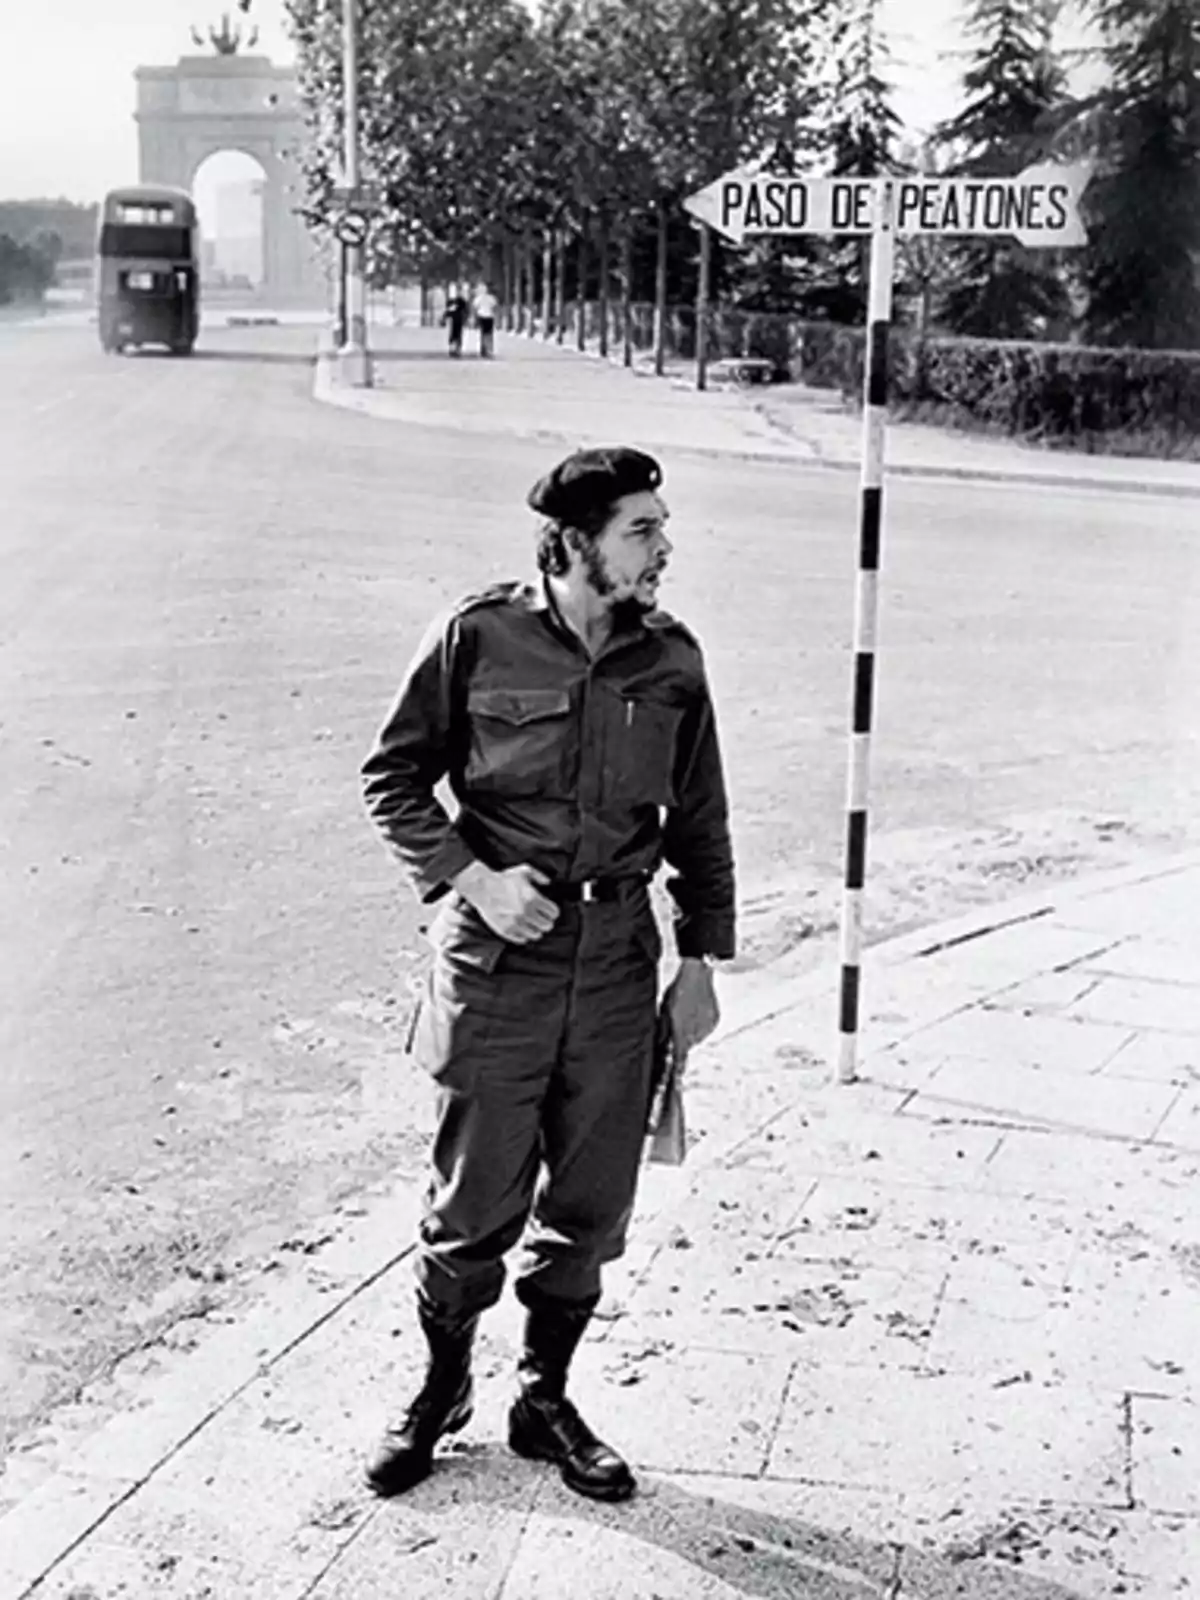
[2, 853, 1197, 1598]
[314, 323, 1200, 500]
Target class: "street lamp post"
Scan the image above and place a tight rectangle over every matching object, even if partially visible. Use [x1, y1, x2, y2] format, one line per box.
[337, 0, 371, 385]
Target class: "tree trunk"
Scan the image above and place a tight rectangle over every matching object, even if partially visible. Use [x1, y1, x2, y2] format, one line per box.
[598, 215, 610, 359]
[524, 238, 535, 336]
[576, 218, 589, 352]
[621, 226, 633, 367]
[695, 222, 712, 391]
[524, 238, 536, 337]
[555, 228, 567, 345]
[541, 233, 553, 339]
[653, 199, 668, 377]
[501, 239, 513, 331]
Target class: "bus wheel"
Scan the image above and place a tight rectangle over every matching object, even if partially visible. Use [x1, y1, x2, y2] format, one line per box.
[170, 340, 194, 357]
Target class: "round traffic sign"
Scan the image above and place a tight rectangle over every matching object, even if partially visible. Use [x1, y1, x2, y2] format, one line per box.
[335, 211, 370, 247]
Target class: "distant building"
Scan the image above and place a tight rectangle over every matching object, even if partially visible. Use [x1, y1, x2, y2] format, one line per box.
[211, 178, 263, 284]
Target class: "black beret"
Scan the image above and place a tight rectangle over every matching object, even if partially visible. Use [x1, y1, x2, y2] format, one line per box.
[526, 447, 663, 527]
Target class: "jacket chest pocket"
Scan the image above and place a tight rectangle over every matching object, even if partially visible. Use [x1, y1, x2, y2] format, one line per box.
[607, 690, 683, 806]
[465, 686, 572, 795]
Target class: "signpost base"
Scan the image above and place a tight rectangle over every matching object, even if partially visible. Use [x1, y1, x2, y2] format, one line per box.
[336, 341, 373, 388]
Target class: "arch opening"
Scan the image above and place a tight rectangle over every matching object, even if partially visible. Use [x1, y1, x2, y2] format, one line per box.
[192, 148, 267, 296]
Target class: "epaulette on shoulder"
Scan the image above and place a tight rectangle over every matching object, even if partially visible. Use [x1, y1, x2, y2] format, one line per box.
[645, 607, 702, 650]
[451, 581, 525, 618]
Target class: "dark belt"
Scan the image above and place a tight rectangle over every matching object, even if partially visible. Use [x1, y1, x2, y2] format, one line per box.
[546, 875, 648, 905]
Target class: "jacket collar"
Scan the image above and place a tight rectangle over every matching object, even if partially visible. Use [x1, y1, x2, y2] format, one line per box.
[533, 577, 669, 634]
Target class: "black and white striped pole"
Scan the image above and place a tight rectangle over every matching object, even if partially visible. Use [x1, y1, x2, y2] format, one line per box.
[838, 179, 895, 1086]
[679, 160, 1090, 1086]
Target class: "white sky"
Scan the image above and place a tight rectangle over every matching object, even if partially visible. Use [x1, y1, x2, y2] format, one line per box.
[0, 0, 1096, 204]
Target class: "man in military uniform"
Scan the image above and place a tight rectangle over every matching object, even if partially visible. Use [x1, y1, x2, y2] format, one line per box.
[360, 446, 735, 1502]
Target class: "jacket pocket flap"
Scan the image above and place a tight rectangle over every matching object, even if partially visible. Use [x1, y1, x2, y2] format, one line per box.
[469, 687, 570, 725]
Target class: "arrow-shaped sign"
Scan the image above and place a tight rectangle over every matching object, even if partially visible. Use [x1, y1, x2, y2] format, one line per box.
[684, 161, 1091, 249]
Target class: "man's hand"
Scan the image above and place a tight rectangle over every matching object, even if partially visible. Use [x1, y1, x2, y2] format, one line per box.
[663, 956, 720, 1061]
[452, 860, 559, 944]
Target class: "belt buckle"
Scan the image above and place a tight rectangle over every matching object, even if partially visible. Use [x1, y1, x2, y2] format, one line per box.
[580, 879, 599, 904]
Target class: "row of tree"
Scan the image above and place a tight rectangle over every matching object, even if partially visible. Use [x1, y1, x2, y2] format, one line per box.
[0, 199, 98, 263]
[0, 234, 59, 307]
[286, 0, 1200, 351]
[0, 200, 98, 308]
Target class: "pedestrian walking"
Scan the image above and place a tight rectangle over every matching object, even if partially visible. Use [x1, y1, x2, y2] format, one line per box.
[360, 446, 736, 1503]
[474, 285, 497, 357]
[442, 287, 469, 357]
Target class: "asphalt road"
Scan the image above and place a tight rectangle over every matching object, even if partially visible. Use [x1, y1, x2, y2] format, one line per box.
[2, 318, 1197, 1458]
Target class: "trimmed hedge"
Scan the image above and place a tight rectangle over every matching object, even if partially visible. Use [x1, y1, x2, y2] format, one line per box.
[565, 298, 1200, 453]
[795, 322, 1200, 451]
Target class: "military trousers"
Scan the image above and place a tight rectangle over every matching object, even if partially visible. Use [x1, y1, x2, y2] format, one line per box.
[410, 882, 661, 1318]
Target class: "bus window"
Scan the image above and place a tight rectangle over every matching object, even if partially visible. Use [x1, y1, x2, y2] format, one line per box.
[99, 223, 193, 260]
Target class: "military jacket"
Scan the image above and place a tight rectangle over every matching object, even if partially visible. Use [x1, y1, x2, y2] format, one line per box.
[362, 581, 736, 959]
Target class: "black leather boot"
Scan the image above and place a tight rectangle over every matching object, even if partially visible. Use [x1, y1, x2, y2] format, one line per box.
[508, 1284, 636, 1502]
[365, 1295, 479, 1497]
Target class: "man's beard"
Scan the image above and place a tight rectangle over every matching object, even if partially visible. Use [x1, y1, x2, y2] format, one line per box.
[580, 541, 656, 622]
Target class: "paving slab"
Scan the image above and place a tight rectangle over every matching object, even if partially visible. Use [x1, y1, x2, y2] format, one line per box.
[1130, 1396, 1200, 1516]
[955, 1244, 1200, 1399]
[908, 1056, 1181, 1141]
[922, 1265, 1198, 1399]
[569, 1340, 793, 1478]
[902, 1008, 1134, 1074]
[860, 1044, 956, 1093]
[1065, 975, 1200, 1036]
[976, 1124, 1198, 1209]
[617, 1250, 947, 1365]
[985, 969, 1107, 1015]
[494, 1474, 899, 1600]
[301, 1458, 543, 1600]
[768, 1367, 1127, 1506]
[36, 1405, 372, 1596]
[1150, 1085, 1200, 1152]
[1058, 875, 1200, 939]
[630, 1159, 821, 1261]
[0, 1471, 140, 1598]
[897, 1504, 1199, 1599]
[789, 1175, 1081, 1281]
[1099, 1030, 1200, 1085]
[1079, 937, 1200, 989]
[911, 925, 1122, 994]
[745, 1099, 1004, 1191]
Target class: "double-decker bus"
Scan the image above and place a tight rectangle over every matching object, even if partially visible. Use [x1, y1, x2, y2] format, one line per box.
[96, 185, 200, 355]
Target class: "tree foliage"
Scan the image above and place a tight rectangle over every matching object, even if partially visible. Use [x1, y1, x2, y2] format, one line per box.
[1080, 0, 1200, 349]
[283, 0, 1198, 350]
[0, 234, 56, 305]
[0, 199, 97, 261]
[933, 0, 1073, 339]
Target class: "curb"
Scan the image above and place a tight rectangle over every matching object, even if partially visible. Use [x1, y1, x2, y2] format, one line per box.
[6, 845, 1198, 1598]
[313, 341, 1200, 500]
[705, 845, 1200, 1053]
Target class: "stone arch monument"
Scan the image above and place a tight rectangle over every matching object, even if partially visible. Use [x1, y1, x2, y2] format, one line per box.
[135, 16, 327, 305]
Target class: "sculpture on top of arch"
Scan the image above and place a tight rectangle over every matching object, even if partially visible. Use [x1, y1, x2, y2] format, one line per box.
[190, 0, 259, 57]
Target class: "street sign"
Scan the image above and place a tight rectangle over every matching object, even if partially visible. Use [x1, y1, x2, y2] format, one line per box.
[334, 211, 370, 247]
[680, 157, 1093, 1088]
[684, 161, 1091, 249]
[331, 181, 385, 214]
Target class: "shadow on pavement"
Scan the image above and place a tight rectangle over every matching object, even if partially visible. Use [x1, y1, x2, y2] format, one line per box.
[365, 1448, 1090, 1600]
[111, 346, 314, 367]
[189, 348, 316, 367]
[368, 349, 493, 363]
